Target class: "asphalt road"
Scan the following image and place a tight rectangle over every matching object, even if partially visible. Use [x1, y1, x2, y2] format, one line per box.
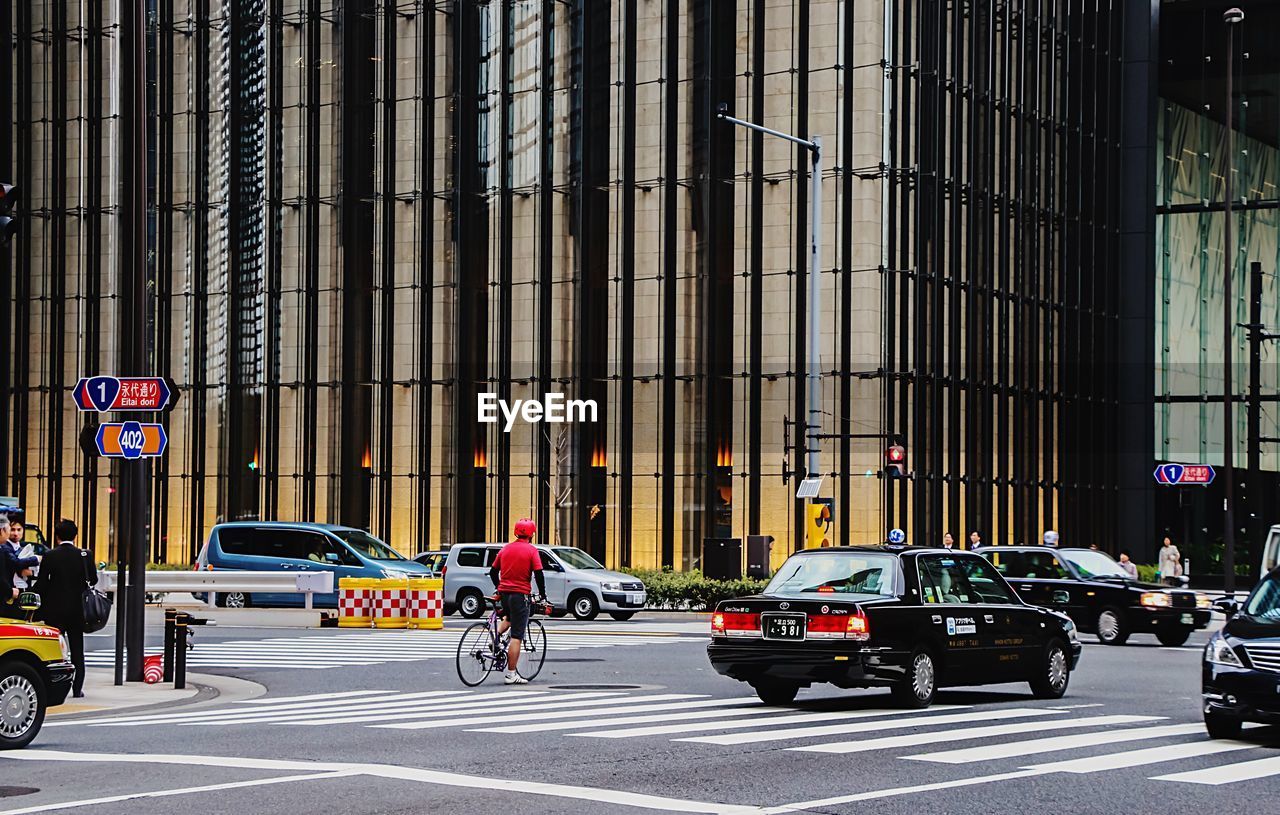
[6, 617, 1277, 814]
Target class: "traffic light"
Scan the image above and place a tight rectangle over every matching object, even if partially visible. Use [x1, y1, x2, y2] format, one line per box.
[884, 444, 906, 479]
[0, 184, 17, 245]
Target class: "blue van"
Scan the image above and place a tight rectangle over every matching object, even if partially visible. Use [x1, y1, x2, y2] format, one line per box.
[194, 522, 430, 608]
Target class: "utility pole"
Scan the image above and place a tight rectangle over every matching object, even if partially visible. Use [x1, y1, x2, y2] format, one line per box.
[1222, 8, 1243, 599]
[120, 0, 150, 681]
[716, 105, 823, 483]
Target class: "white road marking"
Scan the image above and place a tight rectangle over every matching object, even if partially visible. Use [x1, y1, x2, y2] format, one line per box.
[1153, 754, 1280, 785]
[474, 700, 779, 733]
[0, 771, 358, 815]
[904, 722, 1205, 763]
[574, 705, 970, 740]
[0, 750, 765, 815]
[1026, 740, 1260, 773]
[342, 693, 707, 729]
[674, 707, 1056, 746]
[762, 769, 1052, 813]
[189, 691, 628, 727]
[791, 714, 1165, 754]
[238, 690, 390, 705]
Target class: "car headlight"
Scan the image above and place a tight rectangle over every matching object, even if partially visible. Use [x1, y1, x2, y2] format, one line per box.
[600, 581, 622, 591]
[1206, 635, 1243, 667]
[58, 634, 70, 661]
[381, 569, 408, 579]
[1140, 592, 1172, 608]
[1196, 594, 1213, 609]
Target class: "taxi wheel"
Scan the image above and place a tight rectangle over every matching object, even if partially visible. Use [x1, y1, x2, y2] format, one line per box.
[891, 647, 937, 709]
[753, 682, 800, 706]
[1156, 627, 1191, 647]
[1095, 608, 1129, 645]
[0, 661, 46, 750]
[1204, 709, 1243, 739]
[458, 590, 485, 619]
[1029, 638, 1071, 699]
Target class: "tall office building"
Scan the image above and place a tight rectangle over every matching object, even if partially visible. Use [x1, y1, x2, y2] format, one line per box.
[1, 2, 1272, 571]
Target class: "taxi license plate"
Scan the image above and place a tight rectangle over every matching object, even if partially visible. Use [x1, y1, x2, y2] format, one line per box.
[763, 615, 806, 641]
[1181, 613, 1194, 625]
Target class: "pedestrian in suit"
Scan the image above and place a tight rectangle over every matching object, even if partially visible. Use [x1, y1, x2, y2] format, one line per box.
[0, 510, 40, 618]
[34, 519, 96, 698]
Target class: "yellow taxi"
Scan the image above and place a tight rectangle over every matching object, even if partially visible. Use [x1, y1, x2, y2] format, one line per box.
[0, 596, 75, 749]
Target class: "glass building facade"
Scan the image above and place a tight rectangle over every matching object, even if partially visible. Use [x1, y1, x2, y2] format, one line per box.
[3, 1, 1264, 572]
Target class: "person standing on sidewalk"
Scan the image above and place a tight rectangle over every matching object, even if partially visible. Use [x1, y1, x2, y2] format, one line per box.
[1158, 536, 1183, 587]
[0, 510, 39, 618]
[34, 519, 96, 698]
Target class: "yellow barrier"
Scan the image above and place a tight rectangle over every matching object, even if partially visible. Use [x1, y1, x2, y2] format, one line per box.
[372, 578, 409, 629]
[337, 577, 375, 628]
[407, 577, 445, 630]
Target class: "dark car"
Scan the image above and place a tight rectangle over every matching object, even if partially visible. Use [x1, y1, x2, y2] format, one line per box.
[975, 546, 1211, 647]
[1202, 568, 1280, 738]
[706, 546, 1082, 708]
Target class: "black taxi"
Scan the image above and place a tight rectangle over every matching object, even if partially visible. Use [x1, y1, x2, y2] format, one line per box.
[1202, 567, 1280, 738]
[707, 546, 1082, 708]
[974, 546, 1211, 646]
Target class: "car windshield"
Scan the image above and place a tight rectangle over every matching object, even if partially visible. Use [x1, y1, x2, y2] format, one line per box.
[1059, 550, 1128, 579]
[551, 547, 606, 570]
[1244, 574, 1280, 620]
[764, 552, 899, 598]
[332, 530, 405, 561]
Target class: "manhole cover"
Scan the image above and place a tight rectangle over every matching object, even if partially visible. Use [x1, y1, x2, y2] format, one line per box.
[0, 787, 38, 798]
[548, 683, 644, 691]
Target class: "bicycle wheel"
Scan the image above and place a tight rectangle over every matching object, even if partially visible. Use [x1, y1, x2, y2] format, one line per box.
[456, 622, 497, 687]
[517, 619, 547, 681]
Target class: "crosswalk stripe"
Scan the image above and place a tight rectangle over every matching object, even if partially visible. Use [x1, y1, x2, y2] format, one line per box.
[790, 714, 1166, 754]
[473, 700, 778, 734]
[904, 722, 1205, 763]
[570, 704, 966, 741]
[1153, 753, 1280, 785]
[338, 693, 709, 730]
[200, 691, 632, 727]
[239, 691, 389, 705]
[670, 707, 1058, 746]
[71, 690, 483, 727]
[1025, 739, 1258, 773]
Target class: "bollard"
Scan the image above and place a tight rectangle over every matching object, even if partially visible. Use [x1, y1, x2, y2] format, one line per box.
[338, 577, 374, 628]
[163, 608, 177, 683]
[173, 612, 211, 690]
[372, 578, 409, 629]
[407, 577, 444, 630]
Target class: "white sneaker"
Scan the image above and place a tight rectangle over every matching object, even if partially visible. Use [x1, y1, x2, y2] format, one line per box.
[503, 673, 528, 685]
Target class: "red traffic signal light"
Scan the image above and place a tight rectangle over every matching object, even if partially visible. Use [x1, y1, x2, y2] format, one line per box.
[885, 445, 906, 478]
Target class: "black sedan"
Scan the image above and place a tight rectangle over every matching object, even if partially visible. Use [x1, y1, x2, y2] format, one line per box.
[975, 546, 1211, 647]
[707, 546, 1081, 708]
[1203, 568, 1280, 738]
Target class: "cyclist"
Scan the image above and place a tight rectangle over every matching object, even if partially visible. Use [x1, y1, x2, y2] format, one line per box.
[488, 518, 547, 684]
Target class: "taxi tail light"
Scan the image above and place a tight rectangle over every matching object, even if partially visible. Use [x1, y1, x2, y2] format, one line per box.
[806, 614, 847, 639]
[847, 613, 870, 641]
[712, 612, 761, 637]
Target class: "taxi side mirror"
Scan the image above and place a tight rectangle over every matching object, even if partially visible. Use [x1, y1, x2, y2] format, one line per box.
[1051, 590, 1070, 605]
[17, 591, 40, 613]
[1212, 598, 1239, 618]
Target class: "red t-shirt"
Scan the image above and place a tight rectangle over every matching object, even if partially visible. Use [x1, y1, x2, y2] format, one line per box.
[493, 540, 543, 595]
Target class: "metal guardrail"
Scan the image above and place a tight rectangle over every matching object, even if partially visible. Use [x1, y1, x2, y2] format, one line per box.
[97, 570, 335, 609]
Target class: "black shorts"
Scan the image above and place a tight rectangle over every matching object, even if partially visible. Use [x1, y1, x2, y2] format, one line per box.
[500, 593, 531, 641]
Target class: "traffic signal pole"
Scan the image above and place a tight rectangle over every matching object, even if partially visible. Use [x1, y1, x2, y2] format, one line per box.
[717, 106, 823, 481]
[1222, 8, 1243, 599]
[121, 0, 150, 681]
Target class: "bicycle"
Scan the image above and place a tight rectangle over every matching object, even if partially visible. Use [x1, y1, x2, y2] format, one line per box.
[455, 594, 548, 686]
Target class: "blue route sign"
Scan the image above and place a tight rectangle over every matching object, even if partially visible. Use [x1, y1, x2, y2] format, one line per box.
[90, 421, 169, 460]
[1153, 463, 1216, 486]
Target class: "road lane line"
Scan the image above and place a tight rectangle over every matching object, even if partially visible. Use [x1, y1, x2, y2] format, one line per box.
[57, 689, 481, 727]
[350, 693, 712, 729]
[203, 691, 632, 726]
[573, 705, 971, 740]
[238, 690, 389, 704]
[1024, 739, 1259, 773]
[670, 707, 1051, 746]
[790, 714, 1166, 754]
[0, 771, 359, 815]
[0, 750, 766, 815]
[474, 701, 780, 733]
[1153, 753, 1280, 785]
[903, 722, 1205, 763]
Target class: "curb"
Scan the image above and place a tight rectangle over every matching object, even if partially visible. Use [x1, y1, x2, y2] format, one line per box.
[47, 671, 267, 724]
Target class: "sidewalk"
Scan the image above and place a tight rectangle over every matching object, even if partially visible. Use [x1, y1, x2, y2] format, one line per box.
[47, 668, 265, 720]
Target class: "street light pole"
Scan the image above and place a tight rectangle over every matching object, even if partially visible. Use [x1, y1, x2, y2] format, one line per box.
[716, 106, 822, 480]
[1222, 7, 1244, 599]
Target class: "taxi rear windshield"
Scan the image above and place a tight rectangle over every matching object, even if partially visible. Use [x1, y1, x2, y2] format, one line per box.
[764, 553, 900, 598]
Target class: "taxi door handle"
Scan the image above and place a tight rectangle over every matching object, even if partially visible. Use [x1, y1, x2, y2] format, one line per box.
[1019, 585, 1033, 591]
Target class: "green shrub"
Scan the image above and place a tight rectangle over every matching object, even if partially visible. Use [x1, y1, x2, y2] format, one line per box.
[621, 568, 768, 610]
[1136, 563, 1159, 583]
